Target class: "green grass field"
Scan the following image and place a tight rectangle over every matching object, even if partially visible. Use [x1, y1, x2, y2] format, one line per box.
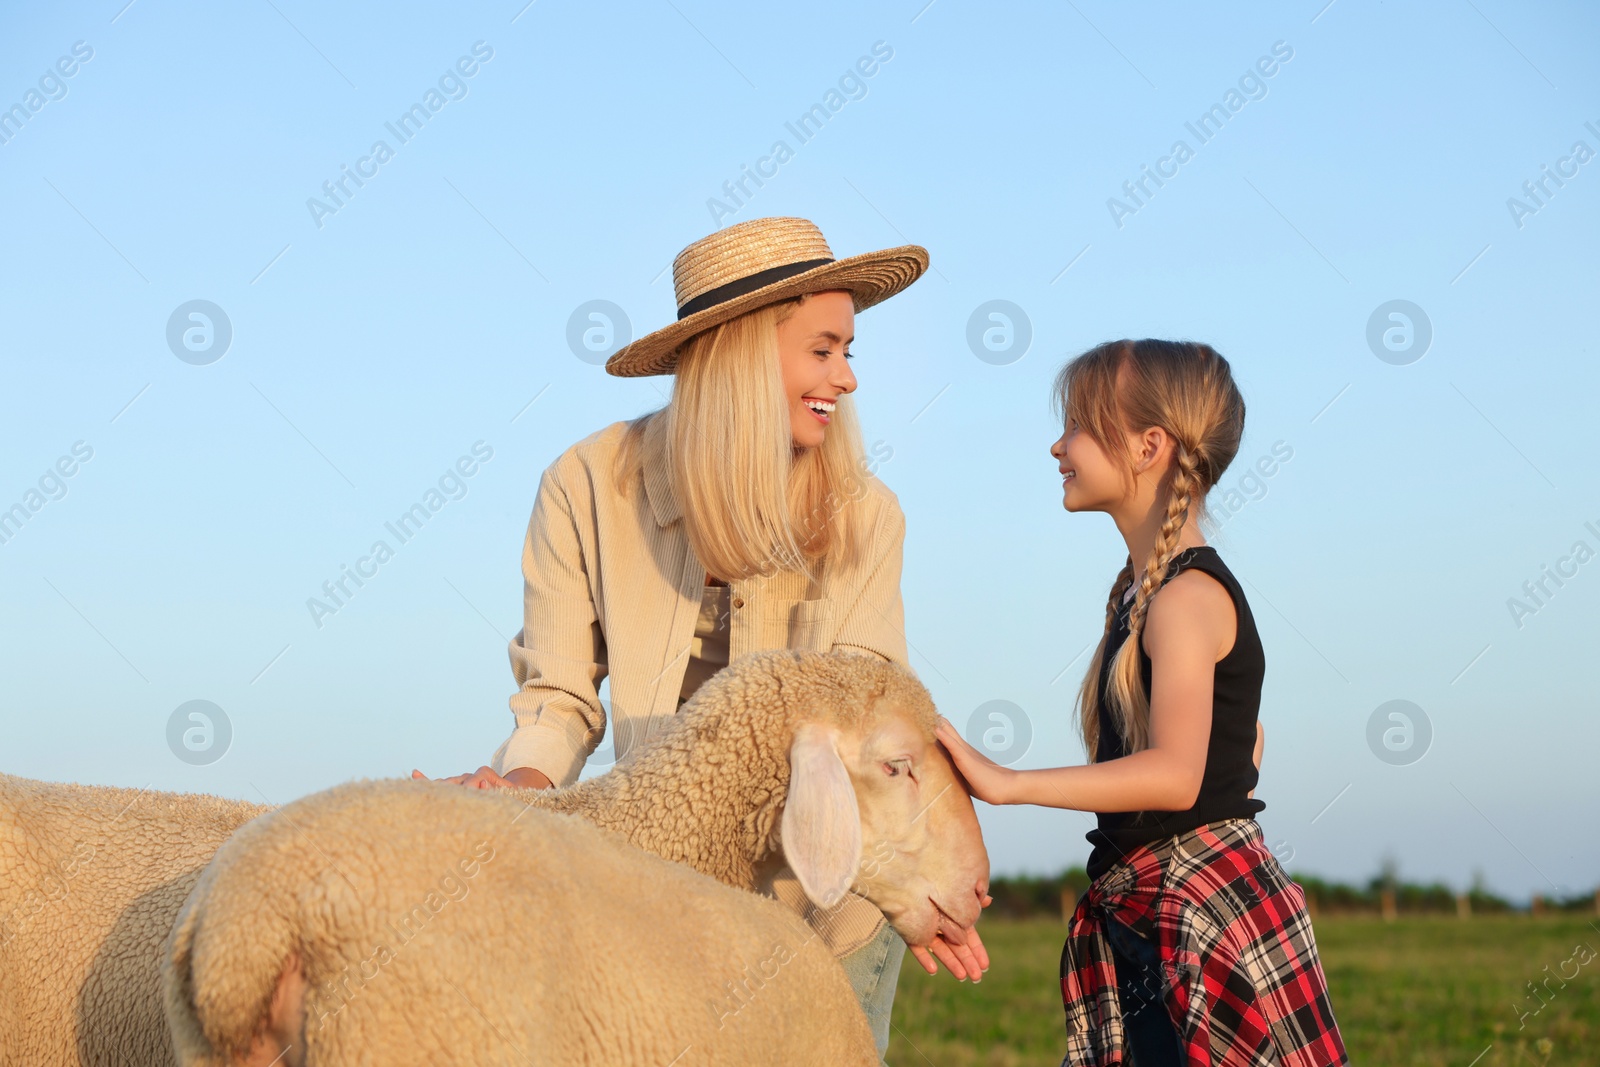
[887, 916, 1600, 1066]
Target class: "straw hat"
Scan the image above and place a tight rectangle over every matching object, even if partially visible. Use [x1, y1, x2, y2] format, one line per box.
[604, 216, 929, 377]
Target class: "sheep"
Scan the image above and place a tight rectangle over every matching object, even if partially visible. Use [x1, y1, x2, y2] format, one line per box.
[0, 649, 988, 1065]
[0, 774, 269, 1066]
[164, 649, 990, 1066]
[166, 779, 884, 1066]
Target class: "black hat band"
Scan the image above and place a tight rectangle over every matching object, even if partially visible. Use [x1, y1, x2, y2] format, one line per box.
[675, 258, 836, 320]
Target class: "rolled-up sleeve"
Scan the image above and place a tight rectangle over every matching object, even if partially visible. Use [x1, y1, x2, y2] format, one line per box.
[830, 490, 909, 667]
[489, 465, 608, 788]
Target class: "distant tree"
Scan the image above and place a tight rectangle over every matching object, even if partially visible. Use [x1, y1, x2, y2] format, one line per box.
[984, 861, 1536, 919]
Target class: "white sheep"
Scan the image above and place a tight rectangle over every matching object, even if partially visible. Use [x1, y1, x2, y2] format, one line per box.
[164, 649, 990, 1065]
[1, 650, 988, 1066]
[167, 781, 882, 1065]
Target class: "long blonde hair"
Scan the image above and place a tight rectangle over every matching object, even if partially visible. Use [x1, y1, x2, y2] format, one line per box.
[1055, 340, 1245, 758]
[615, 295, 873, 580]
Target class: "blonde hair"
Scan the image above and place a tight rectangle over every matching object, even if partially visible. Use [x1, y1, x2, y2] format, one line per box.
[615, 295, 872, 580]
[1054, 340, 1245, 759]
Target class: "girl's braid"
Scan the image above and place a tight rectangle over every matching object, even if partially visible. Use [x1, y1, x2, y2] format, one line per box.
[1111, 441, 1203, 751]
[1077, 559, 1135, 758]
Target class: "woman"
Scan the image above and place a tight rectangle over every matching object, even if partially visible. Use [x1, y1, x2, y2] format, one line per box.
[416, 216, 987, 1059]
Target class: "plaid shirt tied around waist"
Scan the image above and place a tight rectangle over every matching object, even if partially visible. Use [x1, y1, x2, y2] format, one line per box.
[1059, 818, 1348, 1066]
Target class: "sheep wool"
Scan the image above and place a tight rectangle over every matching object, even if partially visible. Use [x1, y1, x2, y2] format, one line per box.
[4, 650, 948, 1064]
[165, 778, 881, 1065]
[0, 774, 269, 1065]
[164, 650, 935, 1064]
[518, 648, 942, 908]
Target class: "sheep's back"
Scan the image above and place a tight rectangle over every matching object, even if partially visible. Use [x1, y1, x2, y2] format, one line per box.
[0, 773, 267, 1066]
[173, 778, 878, 1066]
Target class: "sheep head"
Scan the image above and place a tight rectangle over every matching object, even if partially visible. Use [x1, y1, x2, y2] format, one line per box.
[771, 653, 991, 949]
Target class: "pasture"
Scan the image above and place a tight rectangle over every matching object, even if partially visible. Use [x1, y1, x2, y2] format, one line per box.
[888, 915, 1600, 1066]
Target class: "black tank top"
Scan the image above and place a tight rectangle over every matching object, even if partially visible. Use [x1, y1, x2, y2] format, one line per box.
[1084, 546, 1266, 881]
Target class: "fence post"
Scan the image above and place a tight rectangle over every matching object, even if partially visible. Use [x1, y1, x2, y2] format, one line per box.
[1380, 887, 1397, 922]
[1531, 893, 1544, 917]
[1456, 892, 1470, 919]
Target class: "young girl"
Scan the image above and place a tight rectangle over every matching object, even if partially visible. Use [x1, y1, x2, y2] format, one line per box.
[937, 340, 1347, 1065]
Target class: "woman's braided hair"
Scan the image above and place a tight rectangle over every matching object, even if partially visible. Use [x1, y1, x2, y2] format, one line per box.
[1052, 340, 1245, 759]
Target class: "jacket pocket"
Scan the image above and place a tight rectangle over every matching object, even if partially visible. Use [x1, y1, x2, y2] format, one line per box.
[757, 596, 835, 651]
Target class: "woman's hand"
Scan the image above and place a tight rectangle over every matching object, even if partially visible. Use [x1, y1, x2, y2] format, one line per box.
[907, 896, 994, 982]
[933, 717, 1017, 806]
[410, 766, 554, 790]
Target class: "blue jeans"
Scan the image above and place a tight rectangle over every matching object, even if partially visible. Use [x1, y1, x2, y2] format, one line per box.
[1105, 916, 1183, 1066]
[837, 920, 905, 1064]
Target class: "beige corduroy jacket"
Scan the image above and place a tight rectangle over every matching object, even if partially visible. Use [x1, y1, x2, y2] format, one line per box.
[489, 413, 908, 956]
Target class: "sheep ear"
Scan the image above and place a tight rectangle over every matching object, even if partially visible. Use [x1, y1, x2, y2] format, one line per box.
[781, 723, 862, 910]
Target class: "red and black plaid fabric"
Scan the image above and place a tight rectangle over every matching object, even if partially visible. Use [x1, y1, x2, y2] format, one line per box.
[1059, 818, 1347, 1066]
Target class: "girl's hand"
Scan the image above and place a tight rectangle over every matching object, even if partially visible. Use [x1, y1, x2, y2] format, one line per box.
[933, 717, 1016, 806]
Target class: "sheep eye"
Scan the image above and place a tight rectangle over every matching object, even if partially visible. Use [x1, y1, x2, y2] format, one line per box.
[883, 758, 912, 778]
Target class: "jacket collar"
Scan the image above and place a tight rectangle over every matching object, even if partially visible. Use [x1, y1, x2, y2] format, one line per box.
[640, 411, 681, 528]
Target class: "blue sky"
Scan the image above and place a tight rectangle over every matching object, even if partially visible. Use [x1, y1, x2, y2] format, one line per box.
[2, 0, 1595, 903]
